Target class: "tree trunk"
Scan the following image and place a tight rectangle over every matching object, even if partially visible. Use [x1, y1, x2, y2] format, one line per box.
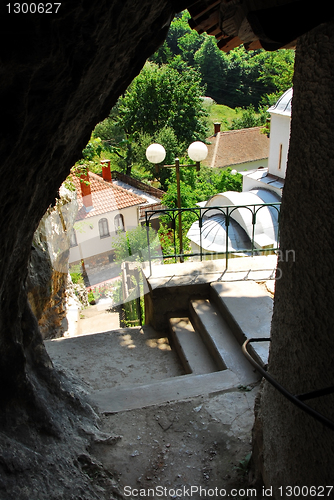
[254, 21, 334, 494]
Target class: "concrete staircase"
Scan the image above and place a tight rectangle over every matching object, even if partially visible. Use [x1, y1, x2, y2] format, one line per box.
[88, 280, 273, 414]
[169, 280, 272, 387]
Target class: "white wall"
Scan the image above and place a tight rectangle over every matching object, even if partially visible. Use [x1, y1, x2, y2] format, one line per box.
[221, 158, 268, 172]
[69, 205, 139, 263]
[242, 175, 283, 197]
[268, 113, 291, 178]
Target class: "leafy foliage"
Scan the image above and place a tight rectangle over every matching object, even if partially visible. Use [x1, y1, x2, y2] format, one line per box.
[112, 225, 161, 263]
[229, 104, 267, 130]
[90, 61, 207, 178]
[150, 13, 294, 109]
[162, 166, 242, 210]
[82, 137, 103, 161]
[69, 265, 84, 285]
[118, 62, 207, 146]
[258, 50, 295, 94]
[158, 166, 243, 254]
[194, 36, 229, 104]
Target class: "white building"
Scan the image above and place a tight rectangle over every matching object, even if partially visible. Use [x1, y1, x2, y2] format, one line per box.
[187, 88, 292, 257]
[69, 164, 146, 272]
[242, 87, 292, 194]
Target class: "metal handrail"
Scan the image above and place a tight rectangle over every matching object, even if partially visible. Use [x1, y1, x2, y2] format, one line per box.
[145, 202, 281, 275]
[242, 338, 334, 431]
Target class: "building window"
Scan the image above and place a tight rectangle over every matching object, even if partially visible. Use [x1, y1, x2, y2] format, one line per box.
[70, 228, 78, 247]
[278, 143, 283, 170]
[99, 218, 110, 238]
[114, 214, 125, 232]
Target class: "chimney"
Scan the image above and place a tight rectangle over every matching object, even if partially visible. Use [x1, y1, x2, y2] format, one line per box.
[101, 159, 112, 182]
[214, 122, 221, 136]
[80, 170, 93, 211]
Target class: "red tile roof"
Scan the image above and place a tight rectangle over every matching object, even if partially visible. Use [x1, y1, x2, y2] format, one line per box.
[204, 127, 269, 169]
[72, 171, 146, 220]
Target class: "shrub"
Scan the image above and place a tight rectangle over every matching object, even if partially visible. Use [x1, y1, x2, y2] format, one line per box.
[69, 265, 84, 285]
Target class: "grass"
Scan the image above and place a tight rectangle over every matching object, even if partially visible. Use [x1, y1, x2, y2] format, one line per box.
[203, 100, 243, 133]
[209, 104, 243, 129]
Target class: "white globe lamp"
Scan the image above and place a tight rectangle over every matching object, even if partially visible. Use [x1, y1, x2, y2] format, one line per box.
[231, 169, 238, 175]
[145, 143, 166, 164]
[187, 141, 208, 162]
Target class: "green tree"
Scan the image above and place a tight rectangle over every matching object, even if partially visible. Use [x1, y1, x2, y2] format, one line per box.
[194, 36, 229, 103]
[258, 49, 295, 94]
[178, 31, 205, 67]
[165, 11, 193, 56]
[112, 225, 160, 263]
[162, 179, 198, 211]
[216, 168, 242, 192]
[150, 14, 295, 109]
[229, 104, 267, 130]
[136, 127, 182, 189]
[149, 40, 172, 66]
[92, 102, 125, 143]
[162, 166, 242, 211]
[118, 62, 207, 146]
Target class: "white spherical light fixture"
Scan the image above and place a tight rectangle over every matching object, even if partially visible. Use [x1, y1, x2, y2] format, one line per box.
[145, 143, 166, 164]
[187, 141, 208, 162]
[231, 169, 238, 175]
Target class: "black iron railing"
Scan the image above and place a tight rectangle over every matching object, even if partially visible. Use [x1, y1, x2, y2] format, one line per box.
[145, 202, 281, 274]
[243, 339, 334, 431]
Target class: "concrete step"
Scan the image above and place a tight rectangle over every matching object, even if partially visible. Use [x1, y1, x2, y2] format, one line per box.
[90, 369, 239, 413]
[210, 281, 273, 367]
[189, 299, 259, 385]
[169, 317, 219, 375]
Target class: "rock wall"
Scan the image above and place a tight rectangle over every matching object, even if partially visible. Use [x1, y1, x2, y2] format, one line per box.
[252, 21, 334, 494]
[0, 0, 178, 416]
[0, 3, 180, 497]
[27, 186, 78, 339]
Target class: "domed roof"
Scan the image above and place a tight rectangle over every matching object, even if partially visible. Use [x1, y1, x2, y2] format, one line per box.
[268, 88, 293, 117]
[187, 213, 251, 253]
[188, 189, 280, 253]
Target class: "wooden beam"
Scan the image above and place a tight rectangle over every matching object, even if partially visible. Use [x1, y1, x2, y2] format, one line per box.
[188, 0, 220, 20]
[244, 40, 262, 50]
[218, 35, 243, 51]
[189, 9, 219, 32]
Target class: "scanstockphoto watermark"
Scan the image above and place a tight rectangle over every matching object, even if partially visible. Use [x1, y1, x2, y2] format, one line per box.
[124, 485, 334, 498]
[123, 485, 258, 497]
[275, 249, 296, 280]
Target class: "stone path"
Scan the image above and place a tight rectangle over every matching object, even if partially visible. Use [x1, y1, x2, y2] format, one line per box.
[45, 256, 275, 496]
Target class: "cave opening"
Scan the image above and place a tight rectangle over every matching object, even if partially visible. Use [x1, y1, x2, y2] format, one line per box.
[1, 1, 334, 498]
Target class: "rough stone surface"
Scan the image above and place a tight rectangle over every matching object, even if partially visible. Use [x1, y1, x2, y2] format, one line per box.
[0, 368, 126, 500]
[27, 187, 78, 339]
[0, 0, 176, 395]
[0, 2, 177, 498]
[252, 21, 334, 493]
[0, 0, 176, 409]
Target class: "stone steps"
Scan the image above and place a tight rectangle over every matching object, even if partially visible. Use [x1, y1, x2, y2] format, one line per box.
[169, 316, 220, 375]
[90, 369, 239, 413]
[210, 281, 272, 367]
[56, 278, 273, 414]
[167, 280, 272, 385]
[189, 299, 259, 385]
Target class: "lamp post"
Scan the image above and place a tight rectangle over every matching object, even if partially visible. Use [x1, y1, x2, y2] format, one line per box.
[146, 141, 208, 262]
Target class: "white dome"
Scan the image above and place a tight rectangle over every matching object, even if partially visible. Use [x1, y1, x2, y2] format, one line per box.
[192, 190, 280, 250]
[187, 213, 251, 253]
[268, 88, 293, 117]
